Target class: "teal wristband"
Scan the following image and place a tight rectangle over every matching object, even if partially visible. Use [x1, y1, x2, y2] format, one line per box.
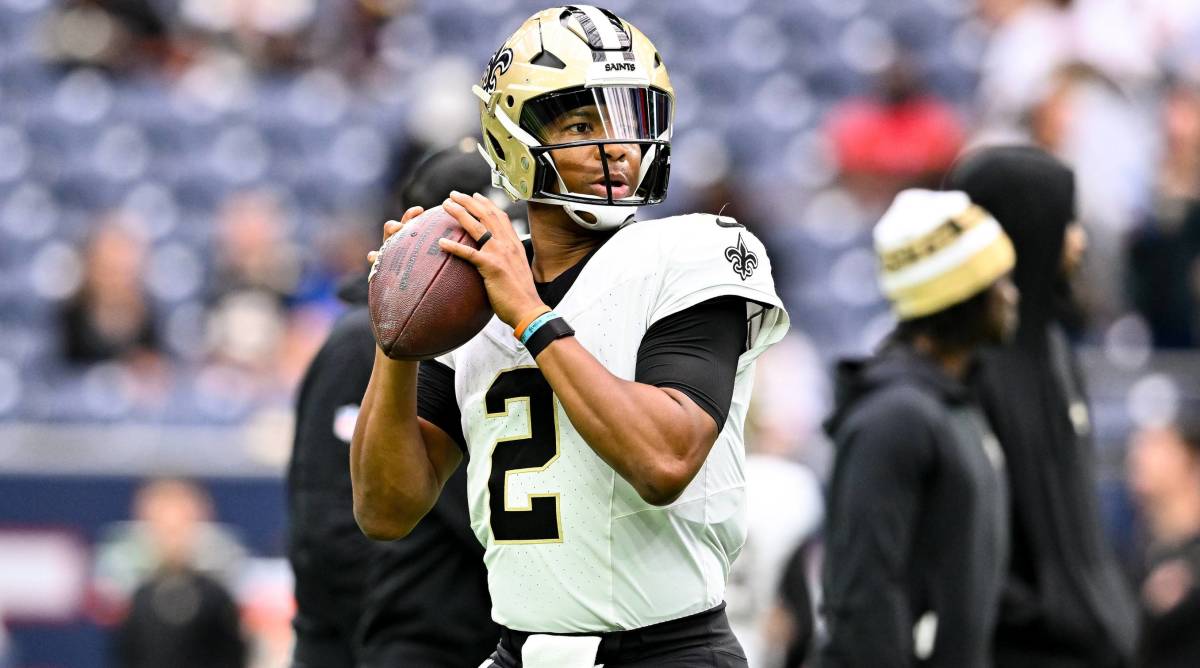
[520, 311, 559, 345]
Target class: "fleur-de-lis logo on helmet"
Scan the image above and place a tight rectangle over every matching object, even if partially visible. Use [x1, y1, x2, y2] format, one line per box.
[480, 48, 513, 95]
[725, 233, 759, 281]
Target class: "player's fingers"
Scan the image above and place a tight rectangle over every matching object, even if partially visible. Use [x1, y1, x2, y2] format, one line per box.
[442, 198, 490, 241]
[471, 192, 518, 241]
[399, 205, 424, 224]
[448, 191, 498, 234]
[382, 219, 403, 243]
[367, 250, 378, 265]
[449, 191, 511, 239]
[437, 237, 486, 266]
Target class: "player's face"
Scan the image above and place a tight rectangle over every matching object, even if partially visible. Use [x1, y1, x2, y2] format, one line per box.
[543, 105, 642, 200]
[984, 275, 1019, 344]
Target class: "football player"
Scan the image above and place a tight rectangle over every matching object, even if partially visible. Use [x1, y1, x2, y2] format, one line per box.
[352, 6, 789, 667]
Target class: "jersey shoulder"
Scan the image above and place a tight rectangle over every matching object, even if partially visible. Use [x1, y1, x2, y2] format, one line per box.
[614, 212, 761, 254]
[615, 214, 774, 283]
[614, 213, 781, 310]
[614, 213, 790, 362]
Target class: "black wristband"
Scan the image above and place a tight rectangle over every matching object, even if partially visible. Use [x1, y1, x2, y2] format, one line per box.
[525, 316, 574, 358]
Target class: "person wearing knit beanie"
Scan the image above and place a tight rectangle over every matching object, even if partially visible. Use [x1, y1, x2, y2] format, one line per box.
[821, 189, 1018, 667]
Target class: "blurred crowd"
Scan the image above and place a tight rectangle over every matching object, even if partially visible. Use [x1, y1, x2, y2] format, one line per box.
[2, 0, 1197, 415]
[3, 0, 1200, 666]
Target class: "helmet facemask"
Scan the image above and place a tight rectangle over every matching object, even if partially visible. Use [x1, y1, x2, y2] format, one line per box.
[519, 86, 672, 228]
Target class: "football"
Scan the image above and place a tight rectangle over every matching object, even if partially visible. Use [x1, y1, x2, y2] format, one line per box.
[367, 206, 492, 360]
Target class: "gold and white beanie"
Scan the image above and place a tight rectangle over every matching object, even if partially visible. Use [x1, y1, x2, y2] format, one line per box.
[875, 189, 1015, 320]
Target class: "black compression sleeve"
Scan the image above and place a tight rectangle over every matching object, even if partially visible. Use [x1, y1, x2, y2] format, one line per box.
[635, 296, 746, 430]
[416, 360, 466, 453]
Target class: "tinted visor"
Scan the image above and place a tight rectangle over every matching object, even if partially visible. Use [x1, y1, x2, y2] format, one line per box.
[520, 86, 672, 146]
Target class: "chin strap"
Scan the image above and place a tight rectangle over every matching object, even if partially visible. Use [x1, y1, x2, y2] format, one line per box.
[562, 200, 639, 230]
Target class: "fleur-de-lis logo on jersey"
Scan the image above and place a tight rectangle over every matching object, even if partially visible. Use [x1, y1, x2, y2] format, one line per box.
[725, 233, 758, 281]
[480, 48, 513, 95]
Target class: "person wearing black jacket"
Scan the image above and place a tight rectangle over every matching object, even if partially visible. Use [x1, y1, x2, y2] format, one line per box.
[286, 140, 500, 668]
[947, 145, 1139, 668]
[822, 189, 1018, 667]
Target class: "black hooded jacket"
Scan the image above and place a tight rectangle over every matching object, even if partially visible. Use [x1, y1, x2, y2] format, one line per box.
[822, 344, 1008, 668]
[947, 146, 1139, 668]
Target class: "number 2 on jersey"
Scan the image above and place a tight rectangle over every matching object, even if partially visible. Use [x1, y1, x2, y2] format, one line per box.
[485, 367, 562, 544]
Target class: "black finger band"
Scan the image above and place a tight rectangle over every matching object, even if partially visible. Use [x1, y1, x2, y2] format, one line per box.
[477, 231, 493, 248]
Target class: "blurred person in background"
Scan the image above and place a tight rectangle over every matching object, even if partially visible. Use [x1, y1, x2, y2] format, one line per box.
[822, 189, 1017, 667]
[209, 189, 303, 311]
[59, 214, 163, 368]
[175, 0, 318, 72]
[287, 139, 500, 668]
[93, 478, 247, 624]
[110, 478, 248, 668]
[1127, 80, 1200, 348]
[206, 188, 318, 390]
[1128, 418, 1200, 667]
[40, 0, 174, 73]
[826, 57, 965, 213]
[947, 145, 1139, 668]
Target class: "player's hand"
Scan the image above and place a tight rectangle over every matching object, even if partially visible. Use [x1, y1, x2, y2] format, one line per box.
[366, 206, 424, 268]
[438, 191, 545, 328]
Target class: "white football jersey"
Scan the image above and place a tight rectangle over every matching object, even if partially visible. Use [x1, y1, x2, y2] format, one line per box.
[436, 214, 789, 633]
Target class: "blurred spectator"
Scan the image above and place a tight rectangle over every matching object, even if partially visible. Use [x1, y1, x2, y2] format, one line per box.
[306, 0, 407, 80]
[206, 189, 305, 377]
[210, 190, 302, 305]
[826, 58, 965, 211]
[113, 554, 247, 668]
[107, 478, 247, 668]
[40, 0, 174, 73]
[1127, 420, 1200, 668]
[177, 0, 318, 72]
[822, 190, 1016, 667]
[92, 478, 247, 622]
[948, 146, 1139, 668]
[1127, 82, 1200, 348]
[59, 216, 162, 367]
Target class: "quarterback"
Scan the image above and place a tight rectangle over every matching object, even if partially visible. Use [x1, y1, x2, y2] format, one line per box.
[351, 6, 789, 667]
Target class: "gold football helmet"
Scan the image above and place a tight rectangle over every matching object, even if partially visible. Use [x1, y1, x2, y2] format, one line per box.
[473, 5, 674, 230]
